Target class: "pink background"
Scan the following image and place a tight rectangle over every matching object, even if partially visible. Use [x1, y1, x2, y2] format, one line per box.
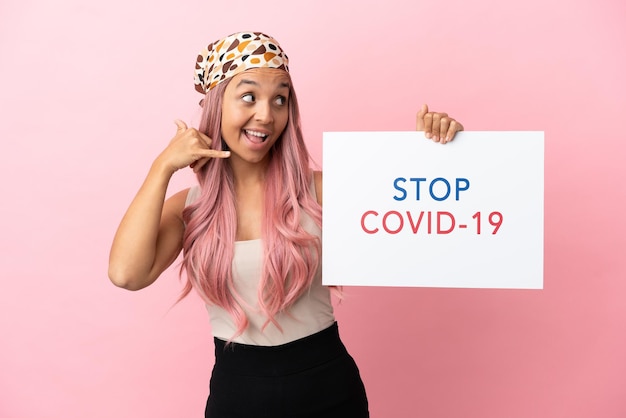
[1, 0, 624, 417]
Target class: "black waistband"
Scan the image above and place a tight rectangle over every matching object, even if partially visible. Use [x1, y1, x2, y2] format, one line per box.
[213, 322, 347, 376]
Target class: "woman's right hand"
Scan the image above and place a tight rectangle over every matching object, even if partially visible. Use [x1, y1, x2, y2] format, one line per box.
[157, 120, 230, 174]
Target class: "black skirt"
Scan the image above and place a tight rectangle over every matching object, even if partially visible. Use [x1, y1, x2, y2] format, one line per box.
[205, 322, 369, 418]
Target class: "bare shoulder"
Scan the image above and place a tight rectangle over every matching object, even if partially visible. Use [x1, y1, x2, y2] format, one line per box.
[163, 187, 192, 222]
[313, 170, 322, 206]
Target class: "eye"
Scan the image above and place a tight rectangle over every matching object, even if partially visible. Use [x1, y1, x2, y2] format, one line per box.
[275, 95, 287, 106]
[242, 93, 255, 103]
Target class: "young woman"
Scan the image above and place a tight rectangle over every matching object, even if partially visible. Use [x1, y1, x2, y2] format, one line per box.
[108, 31, 463, 418]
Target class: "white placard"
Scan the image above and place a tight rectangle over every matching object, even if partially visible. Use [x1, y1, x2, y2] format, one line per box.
[322, 131, 544, 289]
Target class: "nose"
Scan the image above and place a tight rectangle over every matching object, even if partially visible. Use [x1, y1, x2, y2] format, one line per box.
[254, 101, 274, 124]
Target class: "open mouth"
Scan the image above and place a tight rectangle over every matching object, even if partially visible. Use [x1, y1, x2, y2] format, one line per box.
[244, 129, 269, 144]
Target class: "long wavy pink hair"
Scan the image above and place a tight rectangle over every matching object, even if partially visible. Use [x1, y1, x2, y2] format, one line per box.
[179, 74, 323, 338]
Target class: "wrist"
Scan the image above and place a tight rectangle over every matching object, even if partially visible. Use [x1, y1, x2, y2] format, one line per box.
[150, 156, 178, 179]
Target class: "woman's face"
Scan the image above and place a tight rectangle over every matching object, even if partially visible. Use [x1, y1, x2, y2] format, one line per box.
[220, 67, 290, 166]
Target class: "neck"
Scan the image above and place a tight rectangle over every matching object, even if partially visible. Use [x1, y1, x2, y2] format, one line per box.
[228, 156, 269, 188]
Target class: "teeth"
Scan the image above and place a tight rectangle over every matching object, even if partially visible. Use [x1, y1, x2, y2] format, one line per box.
[245, 130, 268, 139]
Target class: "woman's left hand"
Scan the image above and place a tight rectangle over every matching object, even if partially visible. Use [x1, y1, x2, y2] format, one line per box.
[416, 104, 464, 144]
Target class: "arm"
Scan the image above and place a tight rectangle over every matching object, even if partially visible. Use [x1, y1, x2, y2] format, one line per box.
[108, 165, 186, 290]
[108, 121, 230, 290]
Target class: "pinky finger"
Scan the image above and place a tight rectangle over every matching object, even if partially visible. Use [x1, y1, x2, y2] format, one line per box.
[445, 120, 464, 142]
[191, 151, 231, 172]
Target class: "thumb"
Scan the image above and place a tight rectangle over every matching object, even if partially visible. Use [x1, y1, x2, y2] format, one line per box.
[416, 104, 429, 130]
[174, 119, 188, 133]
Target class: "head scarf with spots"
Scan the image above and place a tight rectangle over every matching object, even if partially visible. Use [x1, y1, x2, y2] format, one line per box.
[194, 31, 289, 94]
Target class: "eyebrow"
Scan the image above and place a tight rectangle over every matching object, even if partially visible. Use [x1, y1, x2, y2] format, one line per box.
[236, 79, 290, 89]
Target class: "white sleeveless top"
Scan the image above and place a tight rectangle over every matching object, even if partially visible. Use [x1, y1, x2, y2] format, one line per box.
[185, 183, 335, 346]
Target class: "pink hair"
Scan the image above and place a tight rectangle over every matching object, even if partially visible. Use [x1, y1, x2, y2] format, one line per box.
[179, 75, 322, 338]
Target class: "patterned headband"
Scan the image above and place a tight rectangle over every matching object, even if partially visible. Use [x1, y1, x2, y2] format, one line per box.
[194, 31, 289, 94]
